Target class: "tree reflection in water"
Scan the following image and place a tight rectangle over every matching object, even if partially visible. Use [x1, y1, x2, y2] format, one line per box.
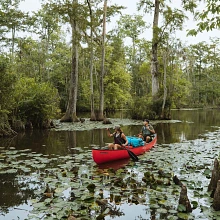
[1, 109, 220, 219]
[0, 173, 36, 215]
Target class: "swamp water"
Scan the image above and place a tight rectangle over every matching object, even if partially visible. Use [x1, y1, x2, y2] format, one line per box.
[0, 109, 220, 220]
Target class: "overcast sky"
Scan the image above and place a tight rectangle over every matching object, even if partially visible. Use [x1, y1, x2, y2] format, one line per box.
[20, 0, 219, 45]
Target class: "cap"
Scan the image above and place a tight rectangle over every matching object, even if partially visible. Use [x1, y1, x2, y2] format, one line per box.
[143, 119, 149, 123]
[114, 125, 120, 130]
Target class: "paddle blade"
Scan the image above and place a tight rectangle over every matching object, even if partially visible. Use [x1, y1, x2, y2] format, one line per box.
[127, 149, 138, 162]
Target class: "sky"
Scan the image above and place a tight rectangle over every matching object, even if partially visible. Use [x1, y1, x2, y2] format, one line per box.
[19, 0, 219, 45]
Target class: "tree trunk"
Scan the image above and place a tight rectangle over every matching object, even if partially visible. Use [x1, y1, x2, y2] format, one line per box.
[0, 114, 17, 137]
[213, 180, 220, 211]
[11, 26, 15, 58]
[178, 185, 192, 213]
[132, 35, 137, 95]
[87, 0, 96, 121]
[97, 0, 107, 121]
[151, 0, 160, 97]
[161, 53, 167, 118]
[208, 158, 220, 197]
[60, 1, 79, 122]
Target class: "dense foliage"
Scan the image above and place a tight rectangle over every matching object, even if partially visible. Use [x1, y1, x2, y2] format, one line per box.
[0, 55, 17, 136]
[0, 55, 15, 114]
[13, 77, 60, 128]
[0, 0, 219, 133]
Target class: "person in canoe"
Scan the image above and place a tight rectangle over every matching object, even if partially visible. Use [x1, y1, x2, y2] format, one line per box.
[106, 125, 128, 150]
[138, 119, 155, 143]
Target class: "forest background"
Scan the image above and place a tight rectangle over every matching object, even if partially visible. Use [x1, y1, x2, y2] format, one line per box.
[0, 0, 219, 136]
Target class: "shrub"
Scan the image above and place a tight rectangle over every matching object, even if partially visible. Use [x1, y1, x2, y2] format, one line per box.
[0, 55, 16, 112]
[130, 96, 156, 119]
[13, 77, 60, 128]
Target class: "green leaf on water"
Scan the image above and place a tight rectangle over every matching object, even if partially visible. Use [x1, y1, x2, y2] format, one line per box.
[167, 215, 178, 220]
[157, 208, 168, 214]
[191, 200, 198, 209]
[177, 212, 191, 219]
[32, 202, 47, 209]
[177, 204, 186, 212]
[5, 169, 17, 174]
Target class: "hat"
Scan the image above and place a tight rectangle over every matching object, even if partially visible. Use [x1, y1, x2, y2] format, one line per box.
[114, 125, 120, 130]
[143, 119, 149, 123]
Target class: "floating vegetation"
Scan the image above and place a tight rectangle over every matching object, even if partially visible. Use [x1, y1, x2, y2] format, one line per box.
[1, 130, 220, 219]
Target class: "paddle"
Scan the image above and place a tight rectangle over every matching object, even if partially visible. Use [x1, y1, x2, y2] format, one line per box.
[107, 128, 138, 162]
[124, 146, 139, 162]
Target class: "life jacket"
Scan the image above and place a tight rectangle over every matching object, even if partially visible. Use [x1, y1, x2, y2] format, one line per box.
[142, 124, 153, 136]
[113, 132, 126, 145]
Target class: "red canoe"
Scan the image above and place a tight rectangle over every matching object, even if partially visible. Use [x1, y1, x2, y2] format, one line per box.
[92, 134, 157, 164]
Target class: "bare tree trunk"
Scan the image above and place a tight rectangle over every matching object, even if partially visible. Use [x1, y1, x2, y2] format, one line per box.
[178, 185, 192, 213]
[61, 1, 79, 122]
[87, 0, 96, 121]
[97, 0, 107, 121]
[208, 158, 220, 197]
[151, 0, 160, 97]
[213, 180, 220, 210]
[132, 36, 137, 95]
[11, 26, 15, 58]
[161, 53, 167, 118]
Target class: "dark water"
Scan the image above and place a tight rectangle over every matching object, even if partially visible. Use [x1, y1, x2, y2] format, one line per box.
[0, 108, 220, 219]
[2, 108, 219, 154]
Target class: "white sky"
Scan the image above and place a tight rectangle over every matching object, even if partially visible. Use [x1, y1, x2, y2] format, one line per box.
[20, 0, 219, 45]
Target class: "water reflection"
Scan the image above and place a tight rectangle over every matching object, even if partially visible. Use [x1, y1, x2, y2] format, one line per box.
[0, 173, 36, 218]
[1, 109, 220, 155]
[97, 158, 130, 170]
[1, 109, 220, 219]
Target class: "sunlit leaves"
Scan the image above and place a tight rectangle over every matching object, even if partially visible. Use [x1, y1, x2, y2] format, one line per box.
[13, 77, 60, 127]
[0, 0, 29, 54]
[117, 14, 146, 40]
[104, 61, 132, 110]
[162, 7, 187, 33]
[187, 29, 197, 36]
[0, 55, 16, 111]
[137, 0, 159, 13]
[191, 0, 220, 33]
[181, 0, 197, 13]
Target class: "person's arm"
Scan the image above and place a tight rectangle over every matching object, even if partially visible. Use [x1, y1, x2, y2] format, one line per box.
[138, 126, 143, 136]
[106, 128, 113, 137]
[121, 133, 128, 146]
[148, 125, 155, 134]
